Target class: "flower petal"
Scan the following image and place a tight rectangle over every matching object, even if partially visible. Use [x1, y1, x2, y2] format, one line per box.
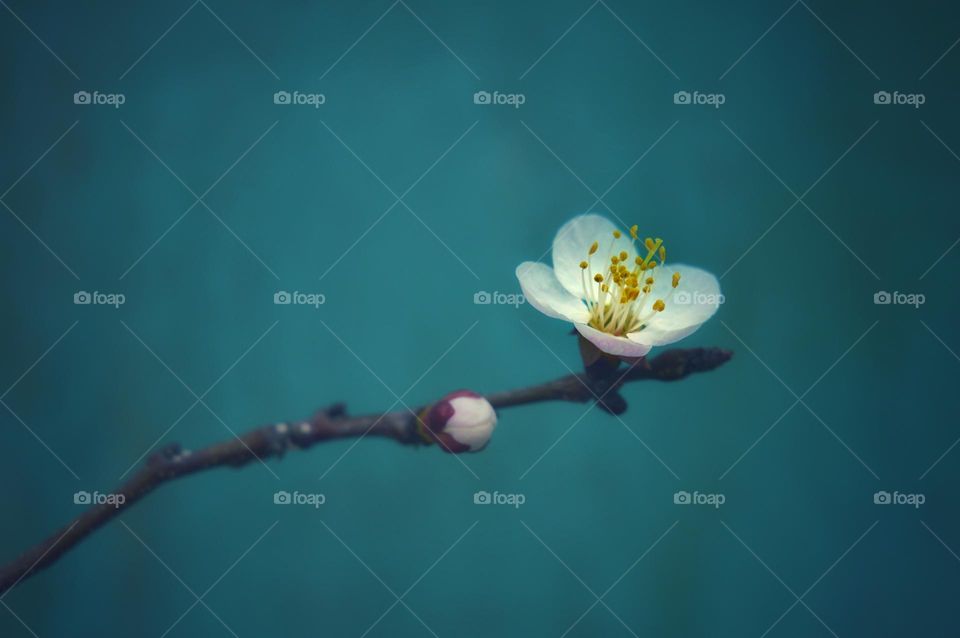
[552, 214, 630, 298]
[575, 323, 653, 358]
[516, 262, 590, 323]
[447, 395, 497, 452]
[627, 264, 721, 346]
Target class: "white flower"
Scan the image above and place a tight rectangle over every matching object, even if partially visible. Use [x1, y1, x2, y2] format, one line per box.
[418, 390, 497, 453]
[516, 214, 722, 358]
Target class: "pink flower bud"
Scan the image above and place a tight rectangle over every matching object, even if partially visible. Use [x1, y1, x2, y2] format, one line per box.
[417, 390, 497, 453]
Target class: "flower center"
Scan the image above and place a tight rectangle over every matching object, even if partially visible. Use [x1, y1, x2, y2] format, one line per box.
[578, 225, 681, 336]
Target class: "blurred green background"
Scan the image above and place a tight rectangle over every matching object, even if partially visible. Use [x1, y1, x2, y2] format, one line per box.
[2, 1, 959, 636]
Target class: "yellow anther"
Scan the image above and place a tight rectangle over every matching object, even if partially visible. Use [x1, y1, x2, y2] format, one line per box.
[672, 272, 681, 288]
[589, 241, 599, 255]
[627, 276, 638, 287]
[647, 261, 657, 269]
[645, 277, 654, 285]
[619, 251, 628, 261]
[593, 273, 604, 283]
[630, 225, 638, 239]
[659, 246, 666, 263]
[634, 256, 642, 266]
[653, 299, 665, 312]
[579, 260, 588, 269]
[630, 288, 640, 300]
[642, 285, 651, 294]
[613, 230, 622, 239]
[644, 238, 655, 251]
[601, 284, 609, 292]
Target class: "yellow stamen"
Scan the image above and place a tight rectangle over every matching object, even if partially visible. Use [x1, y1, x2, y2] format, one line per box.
[579, 224, 673, 336]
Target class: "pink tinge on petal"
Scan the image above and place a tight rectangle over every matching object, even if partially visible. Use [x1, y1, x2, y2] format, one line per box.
[574, 323, 652, 358]
[420, 400, 472, 453]
[626, 323, 701, 348]
[419, 390, 495, 454]
[434, 431, 472, 454]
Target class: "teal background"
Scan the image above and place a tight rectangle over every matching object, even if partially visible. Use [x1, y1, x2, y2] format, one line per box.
[2, 1, 960, 636]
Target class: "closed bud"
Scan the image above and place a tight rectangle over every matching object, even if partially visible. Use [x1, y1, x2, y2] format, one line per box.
[417, 390, 497, 453]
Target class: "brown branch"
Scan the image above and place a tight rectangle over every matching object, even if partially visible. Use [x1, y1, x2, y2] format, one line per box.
[0, 346, 731, 596]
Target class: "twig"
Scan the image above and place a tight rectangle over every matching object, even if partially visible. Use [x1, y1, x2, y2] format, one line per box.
[0, 346, 731, 595]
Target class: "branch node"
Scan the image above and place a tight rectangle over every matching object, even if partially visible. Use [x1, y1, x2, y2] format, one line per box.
[147, 442, 182, 467]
